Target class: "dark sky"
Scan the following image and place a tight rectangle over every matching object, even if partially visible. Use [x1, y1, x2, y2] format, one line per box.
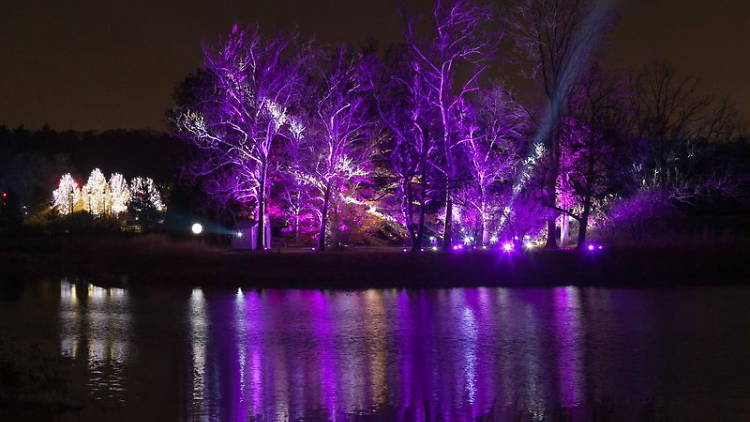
[1, 0, 748, 131]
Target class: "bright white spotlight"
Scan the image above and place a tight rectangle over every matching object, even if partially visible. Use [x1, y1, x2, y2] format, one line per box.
[191, 223, 203, 235]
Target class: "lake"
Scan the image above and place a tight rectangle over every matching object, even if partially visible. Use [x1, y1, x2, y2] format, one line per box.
[2, 279, 750, 421]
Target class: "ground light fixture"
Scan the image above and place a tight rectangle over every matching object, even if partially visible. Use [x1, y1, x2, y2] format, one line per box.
[191, 223, 203, 235]
[501, 241, 515, 253]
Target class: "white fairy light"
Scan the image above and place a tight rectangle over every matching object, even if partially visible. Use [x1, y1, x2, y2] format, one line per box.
[52, 173, 80, 215]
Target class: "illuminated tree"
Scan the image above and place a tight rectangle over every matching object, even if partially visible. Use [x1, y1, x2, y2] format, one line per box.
[175, 25, 303, 250]
[556, 67, 631, 247]
[406, 0, 492, 250]
[109, 173, 131, 215]
[128, 177, 164, 227]
[293, 46, 375, 251]
[376, 46, 439, 251]
[458, 86, 529, 245]
[52, 173, 80, 215]
[505, 0, 615, 247]
[81, 168, 109, 216]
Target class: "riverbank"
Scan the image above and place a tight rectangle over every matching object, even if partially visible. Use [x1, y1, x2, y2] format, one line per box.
[0, 234, 746, 288]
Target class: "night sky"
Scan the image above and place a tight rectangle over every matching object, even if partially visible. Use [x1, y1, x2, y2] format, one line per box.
[1, 0, 748, 131]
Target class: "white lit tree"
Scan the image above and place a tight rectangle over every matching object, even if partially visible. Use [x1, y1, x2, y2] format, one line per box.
[81, 168, 109, 216]
[109, 173, 131, 215]
[52, 173, 80, 215]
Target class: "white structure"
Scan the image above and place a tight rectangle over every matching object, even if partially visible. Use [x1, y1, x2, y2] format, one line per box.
[231, 218, 271, 250]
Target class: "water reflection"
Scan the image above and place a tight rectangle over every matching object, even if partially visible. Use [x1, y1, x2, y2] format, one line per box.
[45, 279, 750, 421]
[59, 279, 130, 403]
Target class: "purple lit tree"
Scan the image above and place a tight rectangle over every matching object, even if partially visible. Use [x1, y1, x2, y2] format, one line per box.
[458, 85, 529, 245]
[292, 47, 375, 251]
[376, 47, 439, 252]
[556, 67, 631, 248]
[406, 0, 492, 250]
[505, 0, 615, 247]
[174, 26, 302, 250]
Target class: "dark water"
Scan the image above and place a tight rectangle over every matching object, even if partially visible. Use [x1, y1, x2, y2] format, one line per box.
[2, 279, 750, 421]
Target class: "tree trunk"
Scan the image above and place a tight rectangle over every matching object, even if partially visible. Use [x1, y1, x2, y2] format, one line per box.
[256, 167, 267, 251]
[481, 214, 490, 246]
[317, 185, 332, 251]
[442, 192, 453, 251]
[545, 126, 560, 249]
[577, 199, 592, 249]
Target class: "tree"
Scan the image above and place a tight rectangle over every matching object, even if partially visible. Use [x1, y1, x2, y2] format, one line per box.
[557, 67, 630, 247]
[376, 46, 439, 251]
[459, 85, 528, 245]
[629, 60, 745, 189]
[81, 168, 109, 216]
[293, 46, 375, 251]
[175, 25, 303, 250]
[128, 177, 164, 228]
[406, 0, 492, 250]
[505, 0, 615, 247]
[52, 173, 80, 215]
[109, 173, 131, 215]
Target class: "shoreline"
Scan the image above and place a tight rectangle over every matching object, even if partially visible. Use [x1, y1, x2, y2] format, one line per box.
[1, 238, 747, 289]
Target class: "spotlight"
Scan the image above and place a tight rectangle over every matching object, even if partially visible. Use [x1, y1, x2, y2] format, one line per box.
[191, 223, 203, 235]
[501, 242, 514, 253]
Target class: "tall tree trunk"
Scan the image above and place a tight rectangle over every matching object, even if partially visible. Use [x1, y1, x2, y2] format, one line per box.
[545, 126, 560, 249]
[318, 184, 332, 251]
[442, 190, 453, 251]
[256, 166, 267, 250]
[415, 157, 428, 251]
[481, 212, 490, 246]
[577, 199, 592, 249]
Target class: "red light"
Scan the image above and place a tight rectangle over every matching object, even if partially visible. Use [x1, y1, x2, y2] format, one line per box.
[1, 192, 7, 199]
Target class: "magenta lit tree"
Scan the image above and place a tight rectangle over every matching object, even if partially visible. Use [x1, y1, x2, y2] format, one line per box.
[406, 0, 492, 250]
[376, 47, 440, 252]
[175, 26, 303, 250]
[458, 86, 529, 245]
[292, 47, 375, 251]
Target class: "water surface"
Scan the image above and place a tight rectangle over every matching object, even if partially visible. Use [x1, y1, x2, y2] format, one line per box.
[2, 280, 750, 421]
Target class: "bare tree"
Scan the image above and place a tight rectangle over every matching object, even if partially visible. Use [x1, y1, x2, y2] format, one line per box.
[175, 26, 302, 250]
[505, 0, 614, 248]
[406, 0, 492, 250]
[293, 46, 375, 251]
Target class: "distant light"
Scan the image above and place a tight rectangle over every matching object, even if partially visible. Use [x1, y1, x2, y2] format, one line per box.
[236, 231, 243, 238]
[191, 223, 203, 235]
[431, 246, 438, 251]
[452, 244, 464, 251]
[489, 235, 498, 244]
[587, 244, 595, 251]
[502, 242, 514, 253]
[463, 236, 473, 245]
[311, 247, 316, 251]
[403, 248, 408, 253]
[1, 192, 7, 199]
[420, 248, 425, 252]
[524, 242, 535, 250]
[598, 245, 603, 250]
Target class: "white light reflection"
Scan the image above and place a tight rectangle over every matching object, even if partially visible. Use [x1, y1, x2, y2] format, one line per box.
[189, 287, 208, 411]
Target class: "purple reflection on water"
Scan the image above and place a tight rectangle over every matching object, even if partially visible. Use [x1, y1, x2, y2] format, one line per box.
[553, 286, 585, 408]
[184, 287, 597, 421]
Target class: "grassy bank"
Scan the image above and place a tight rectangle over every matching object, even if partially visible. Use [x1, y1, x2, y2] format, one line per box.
[0, 234, 747, 289]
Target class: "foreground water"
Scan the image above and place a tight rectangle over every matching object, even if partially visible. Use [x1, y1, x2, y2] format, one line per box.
[2, 280, 750, 421]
